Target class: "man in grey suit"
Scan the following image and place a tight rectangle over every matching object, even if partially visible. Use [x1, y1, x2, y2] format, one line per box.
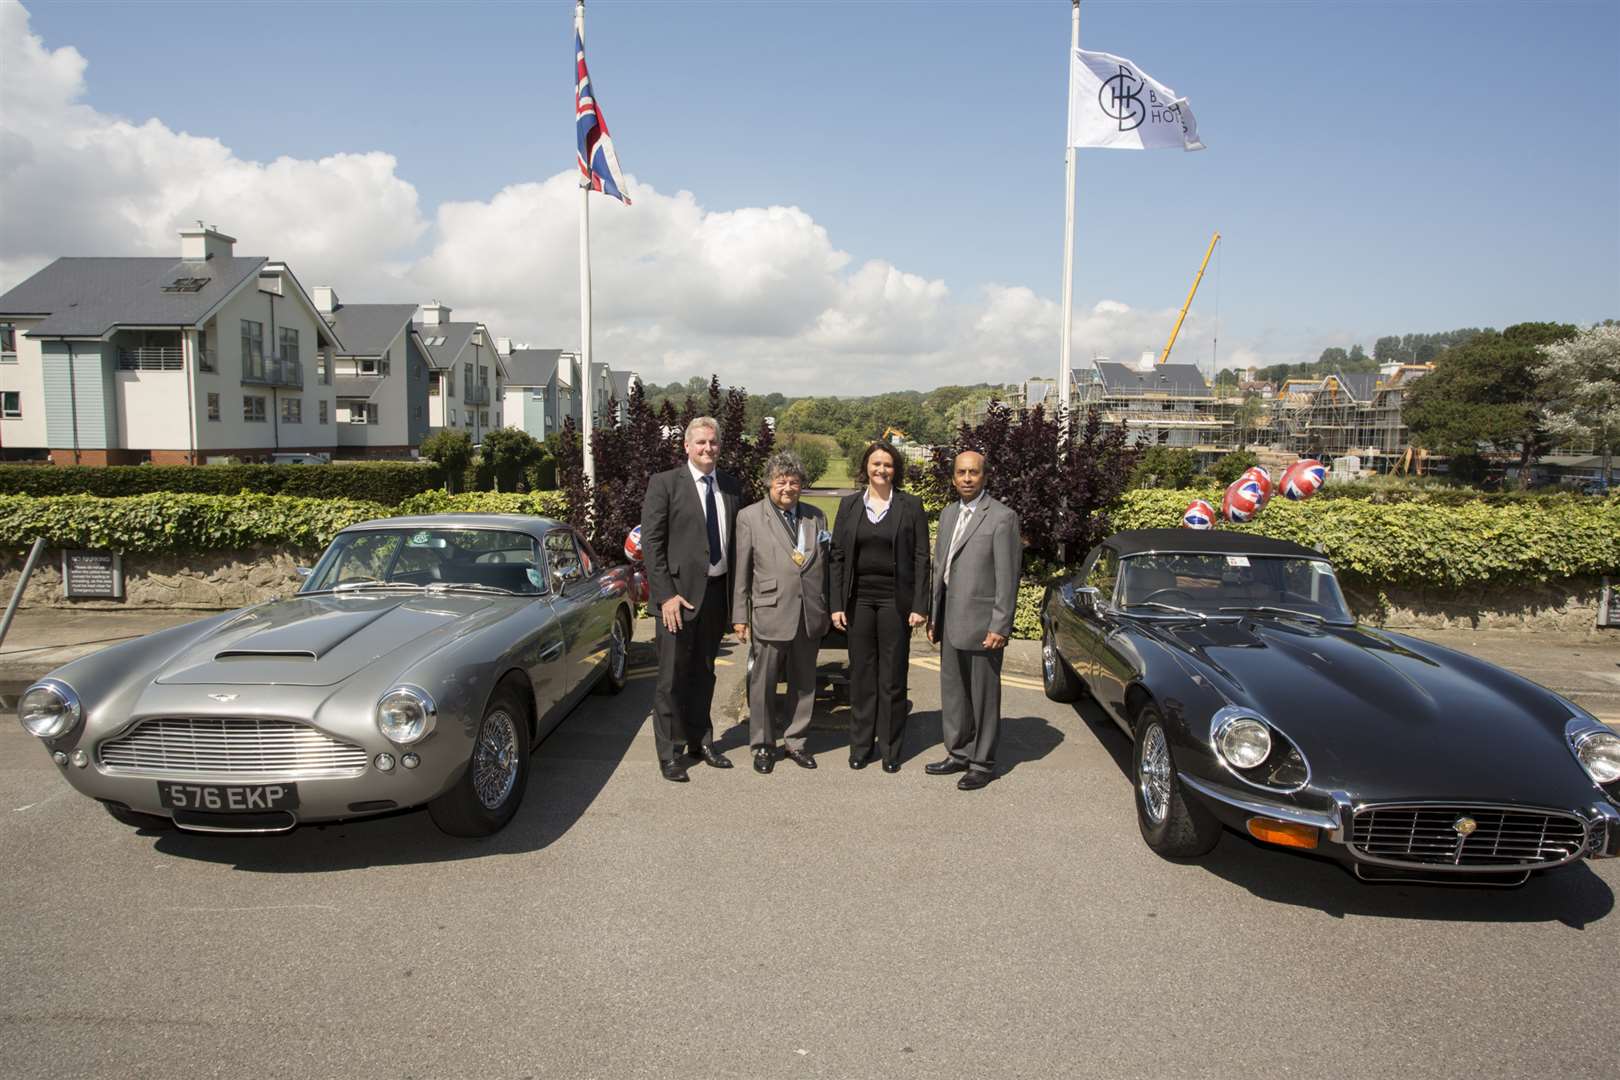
[926, 450, 1022, 790]
[732, 451, 831, 773]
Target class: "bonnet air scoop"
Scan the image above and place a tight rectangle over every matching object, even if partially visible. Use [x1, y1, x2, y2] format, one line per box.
[213, 649, 317, 662]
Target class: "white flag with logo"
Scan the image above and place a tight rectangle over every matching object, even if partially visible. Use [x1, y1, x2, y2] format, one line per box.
[1069, 49, 1204, 151]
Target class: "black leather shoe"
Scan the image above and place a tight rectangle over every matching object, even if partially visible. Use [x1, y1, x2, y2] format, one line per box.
[849, 754, 871, 770]
[882, 761, 901, 774]
[957, 770, 993, 790]
[692, 745, 733, 769]
[660, 760, 690, 783]
[786, 748, 817, 770]
[925, 758, 969, 775]
[753, 748, 775, 774]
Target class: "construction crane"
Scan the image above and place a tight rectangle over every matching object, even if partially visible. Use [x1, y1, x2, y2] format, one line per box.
[1158, 231, 1220, 365]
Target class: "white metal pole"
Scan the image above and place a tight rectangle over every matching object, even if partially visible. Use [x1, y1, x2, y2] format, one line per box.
[576, 0, 596, 484]
[1058, 0, 1080, 433]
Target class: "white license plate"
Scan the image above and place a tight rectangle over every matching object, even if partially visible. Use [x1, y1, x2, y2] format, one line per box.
[156, 782, 299, 812]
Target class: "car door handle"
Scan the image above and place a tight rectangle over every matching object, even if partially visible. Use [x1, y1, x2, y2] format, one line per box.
[539, 641, 564, 663]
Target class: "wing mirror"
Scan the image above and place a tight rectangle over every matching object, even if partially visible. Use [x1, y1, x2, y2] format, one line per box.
[295, 566, 313, 579]
[1072, 584, 1101, 610]
[552, 564, 583, 591]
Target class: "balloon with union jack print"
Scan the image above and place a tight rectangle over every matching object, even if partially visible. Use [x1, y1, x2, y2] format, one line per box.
[1240, 465, 1273, 505]
[624, 525, 643, 562]
[1181, 499, 1216, 530]
[1222, 480, 1263, 523]
[1281, 459, 1328, 500]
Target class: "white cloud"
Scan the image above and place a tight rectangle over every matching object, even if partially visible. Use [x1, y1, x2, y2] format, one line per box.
[0, 0, 1275, 395]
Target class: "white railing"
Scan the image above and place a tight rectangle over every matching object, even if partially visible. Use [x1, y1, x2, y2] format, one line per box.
[118, 347, 184, 371]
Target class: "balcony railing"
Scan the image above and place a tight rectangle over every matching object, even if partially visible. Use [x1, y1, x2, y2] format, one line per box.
[464, 383, 491, 406]
[118, 346, 183, 371]
[242, 356, 304, 389]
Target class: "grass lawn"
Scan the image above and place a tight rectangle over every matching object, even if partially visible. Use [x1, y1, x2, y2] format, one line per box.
[816, 455, 856, 489]
[801, 493, 843, 527]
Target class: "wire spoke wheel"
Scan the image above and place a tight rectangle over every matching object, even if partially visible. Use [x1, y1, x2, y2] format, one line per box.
[473, 709, 519, 810]
[1139, 722, 1172, 825]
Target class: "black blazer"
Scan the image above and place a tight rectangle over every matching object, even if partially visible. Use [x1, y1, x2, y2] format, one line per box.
[640, 464, 742, 616]
[829, 489, 931, 617]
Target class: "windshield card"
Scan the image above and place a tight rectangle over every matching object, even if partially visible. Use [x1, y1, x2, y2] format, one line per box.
[1225, 556, 1250, 567]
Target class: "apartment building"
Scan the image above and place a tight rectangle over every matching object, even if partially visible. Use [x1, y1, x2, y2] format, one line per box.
[501, 347, 580, 441]
[314, 290, 432, 457]
[587, 360, 640, 426]
[1074, 360, 1237, 461]
[417, 302, 506, 444]
[0, 226, 339, 463]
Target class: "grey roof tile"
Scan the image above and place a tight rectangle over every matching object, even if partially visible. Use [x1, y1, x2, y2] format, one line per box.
[0, 256, 267, 337]
[327, 304, 415, 358]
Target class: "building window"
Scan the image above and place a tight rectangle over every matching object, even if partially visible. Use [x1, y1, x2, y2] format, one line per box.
[480, 410, 489, 426]
[317, 352, 330, 385]
[450, 408, 457, 424]
[382, 350, 392, 376]
[198, 328, 214, 372]
[282, 397, 302, 424]
[345, 403, 378, 425]
[0, 322, 16, 356]
[279, 327, 299, 368]
[413, 404, 422, 420]
[243, 395, 266, 422]
[1, 391, 20, 418]
[463, 362, 473, 398]
[429, 373, 440, 396]
[319, 400, 329, 424]
[241, 320, 264, 379]
[479, 365, 488, 387]
[207, 392, 220, 421]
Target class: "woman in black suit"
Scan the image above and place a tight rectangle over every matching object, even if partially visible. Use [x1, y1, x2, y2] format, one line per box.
[830, 441, 931, 772]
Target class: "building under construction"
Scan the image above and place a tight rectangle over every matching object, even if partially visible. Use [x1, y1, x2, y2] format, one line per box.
[1268, 364, 1433, 472]
[1069, 360, 1240, 465]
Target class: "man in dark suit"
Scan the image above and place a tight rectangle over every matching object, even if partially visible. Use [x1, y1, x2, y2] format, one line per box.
[640, 416, 742, 782]
[926, 450, 1022, 790]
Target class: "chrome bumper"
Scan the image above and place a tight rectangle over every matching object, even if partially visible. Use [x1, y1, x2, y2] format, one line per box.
[1178, 772, 1620, 863]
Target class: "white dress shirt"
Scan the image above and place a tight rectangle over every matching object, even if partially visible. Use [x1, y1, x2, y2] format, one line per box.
[688, 461, 728, 576]
[943, 490, 987, 585]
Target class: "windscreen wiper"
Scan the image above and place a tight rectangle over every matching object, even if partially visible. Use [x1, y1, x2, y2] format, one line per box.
[316, 581, 425, 595]
[1129, 601, 1209, 621]
[1219, 605, 1326, 623]
[426, 582, 518, 596]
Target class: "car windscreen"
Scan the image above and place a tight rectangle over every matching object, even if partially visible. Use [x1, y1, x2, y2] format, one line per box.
[1117, 552, 1352, 623]
[301, 528, 545, 595]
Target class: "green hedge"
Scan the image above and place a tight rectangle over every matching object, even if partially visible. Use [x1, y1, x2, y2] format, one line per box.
[0, 493, 390, 554]
[1115, 488, 1620, 589]
[395, 490, 569, 518]
[0, 462, 443, 506]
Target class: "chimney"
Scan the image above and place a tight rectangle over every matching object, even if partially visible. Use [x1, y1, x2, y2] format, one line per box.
[496, 336, 513, 356]
[419, 300, 452, 326]
[179, 224, 236, 262]
[312, 286, 339, 315]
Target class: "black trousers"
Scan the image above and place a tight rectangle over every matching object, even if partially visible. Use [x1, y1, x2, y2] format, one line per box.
[847, 599, 911, 766]
[652, 575, 728, 764]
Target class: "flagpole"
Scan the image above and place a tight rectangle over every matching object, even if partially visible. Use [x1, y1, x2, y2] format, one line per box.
[576, 0, 596, 484]
[1058, 0, 1079, 434]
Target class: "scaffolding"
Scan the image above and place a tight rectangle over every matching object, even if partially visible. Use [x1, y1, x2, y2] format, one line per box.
[1266, 366, 1432, 470]
[1074, 371, 1240, 459]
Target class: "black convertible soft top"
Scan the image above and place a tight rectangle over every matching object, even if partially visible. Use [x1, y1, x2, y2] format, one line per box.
[1103, 528, 1323, 560]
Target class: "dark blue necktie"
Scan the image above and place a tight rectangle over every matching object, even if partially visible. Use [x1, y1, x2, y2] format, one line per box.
[702, 475, 722, 565]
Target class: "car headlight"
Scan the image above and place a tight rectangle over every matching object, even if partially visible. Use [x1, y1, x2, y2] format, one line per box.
[376, 686, 436, 745]
[1215, 715, 1272, 770]
[18, 679, 83, 739]
[1574, 730, 1620, 785]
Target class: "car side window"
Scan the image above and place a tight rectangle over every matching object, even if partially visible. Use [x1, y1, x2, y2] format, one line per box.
[1085, 550, 1119, 604]
[544, 530, 583, 589]
[573, 531, 597, 577]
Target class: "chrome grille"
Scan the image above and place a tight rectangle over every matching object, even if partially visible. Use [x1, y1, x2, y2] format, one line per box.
[98, 718, 367, 778]
[1349, 804, 1588, 870]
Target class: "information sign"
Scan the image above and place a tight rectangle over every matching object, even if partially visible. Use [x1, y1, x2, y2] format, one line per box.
[62, 550, 123, 599]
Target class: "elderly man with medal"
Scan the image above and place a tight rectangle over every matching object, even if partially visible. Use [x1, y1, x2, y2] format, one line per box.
[732, 450, 832, 773]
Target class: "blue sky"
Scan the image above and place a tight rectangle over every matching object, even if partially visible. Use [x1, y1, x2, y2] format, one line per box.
[6, 0, 1618, 391]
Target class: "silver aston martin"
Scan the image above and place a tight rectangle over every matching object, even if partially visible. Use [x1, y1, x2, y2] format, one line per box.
[16, 514, 637, 837]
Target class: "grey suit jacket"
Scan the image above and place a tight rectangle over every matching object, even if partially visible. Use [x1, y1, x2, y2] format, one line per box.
[930, 495, 1022, 652]
[732, 499, 831, 643]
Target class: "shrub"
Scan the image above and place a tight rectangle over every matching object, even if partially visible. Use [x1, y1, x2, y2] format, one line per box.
[1130, 446, 1198, 489]
[476, 427, 546, 492]
[0, 462, 441, 506]
[780, 435, 829, 485]
[420, 430, 474, 493]
[1203, 449, 1257, 486]
[0, 493, 389, 554]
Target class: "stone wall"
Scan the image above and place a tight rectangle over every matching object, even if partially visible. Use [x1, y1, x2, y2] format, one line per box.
[1344, 580, 1607, 633]
[0, 547, 310, 610]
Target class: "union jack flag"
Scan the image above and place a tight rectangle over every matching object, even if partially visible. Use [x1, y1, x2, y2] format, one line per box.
[575, 31, 631, 204]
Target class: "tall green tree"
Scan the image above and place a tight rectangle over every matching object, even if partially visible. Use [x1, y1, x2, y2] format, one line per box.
[1537, 324, 1620, 490]
[1404, 322, 1578, 488]
[420, 429, 474, 493]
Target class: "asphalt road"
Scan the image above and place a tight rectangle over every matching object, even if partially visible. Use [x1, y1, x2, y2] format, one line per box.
[2, 629, 1617, 1080]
